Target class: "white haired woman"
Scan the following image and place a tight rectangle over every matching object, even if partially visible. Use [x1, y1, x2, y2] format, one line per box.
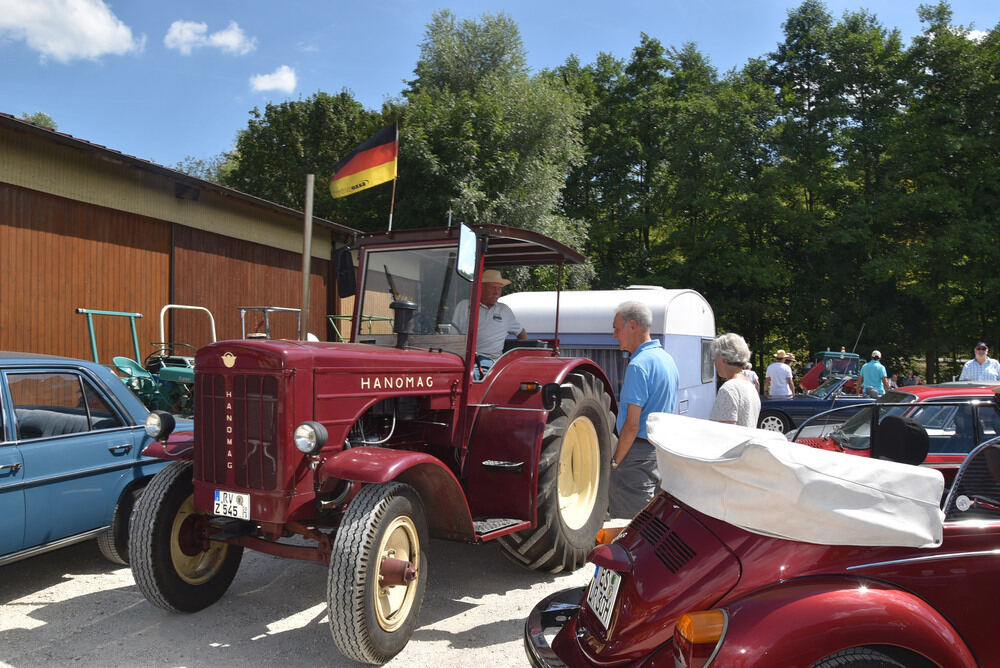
[710, 333, 761, 428]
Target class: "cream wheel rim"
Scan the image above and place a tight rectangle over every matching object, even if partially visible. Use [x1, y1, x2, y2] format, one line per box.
[374, 515, 420, 632]
[558, 416, 600, 530]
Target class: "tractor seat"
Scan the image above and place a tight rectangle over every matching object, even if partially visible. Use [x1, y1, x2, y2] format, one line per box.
[113, 356, 153, 380]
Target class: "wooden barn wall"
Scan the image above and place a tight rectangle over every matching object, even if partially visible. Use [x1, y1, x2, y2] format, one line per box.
[171, 225, 332, 344]
[0, 183, 171, 361]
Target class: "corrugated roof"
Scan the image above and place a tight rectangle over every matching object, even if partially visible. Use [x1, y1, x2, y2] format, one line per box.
[0, 112, 359, 241]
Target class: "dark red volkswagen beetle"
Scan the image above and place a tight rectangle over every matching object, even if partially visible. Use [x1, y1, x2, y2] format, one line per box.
[525, 410, 1000, 668]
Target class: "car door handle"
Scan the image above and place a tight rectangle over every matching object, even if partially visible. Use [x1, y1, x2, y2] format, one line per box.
[108, 444, 132, 455]
[0, 463, 22, 474]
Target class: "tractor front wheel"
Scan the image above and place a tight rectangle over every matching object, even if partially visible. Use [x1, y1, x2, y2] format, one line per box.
[499, 371, 614, 572]
[129, 461, 243, 612]
[328, 482, 428, 665]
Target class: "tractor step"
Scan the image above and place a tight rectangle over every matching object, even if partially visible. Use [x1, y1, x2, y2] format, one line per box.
[473, 517, 525, 535]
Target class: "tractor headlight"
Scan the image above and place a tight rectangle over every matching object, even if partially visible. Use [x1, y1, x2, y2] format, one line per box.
[294, 421, 328, 455]
[145, 410, 176, 440]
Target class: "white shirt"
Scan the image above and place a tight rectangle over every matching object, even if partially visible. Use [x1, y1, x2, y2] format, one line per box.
[765, 361, 793, 397]
[452, 300, 522, 359]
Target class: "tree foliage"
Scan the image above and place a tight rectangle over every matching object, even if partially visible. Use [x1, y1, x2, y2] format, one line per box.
[192, 2, 999, 376]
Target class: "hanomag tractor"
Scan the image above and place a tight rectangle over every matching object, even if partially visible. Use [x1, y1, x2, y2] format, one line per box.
[129, 224, 616, 664]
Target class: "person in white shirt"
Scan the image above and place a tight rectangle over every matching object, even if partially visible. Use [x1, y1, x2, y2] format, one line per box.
[452, 269, 526, 363]
[959, 341, 1000, 381]
[764, 349, 794, 397]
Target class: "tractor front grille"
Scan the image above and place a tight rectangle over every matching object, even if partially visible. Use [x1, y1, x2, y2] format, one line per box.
[194, 372, 281, 490]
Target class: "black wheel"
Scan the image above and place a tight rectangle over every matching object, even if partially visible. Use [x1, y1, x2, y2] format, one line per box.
[811, 647, 906, 667]
[129, 460, 243, 612]
[498, 371, 614, 573]
[328, 482, 428, 665]
[97, 484, 143, 565]
[759, 410, 792, 433]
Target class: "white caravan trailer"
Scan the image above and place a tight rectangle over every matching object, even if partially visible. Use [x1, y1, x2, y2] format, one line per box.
[501, 286, 716, 418]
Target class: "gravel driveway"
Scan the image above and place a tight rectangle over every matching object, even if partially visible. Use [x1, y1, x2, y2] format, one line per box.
[0, 537, 591, 667]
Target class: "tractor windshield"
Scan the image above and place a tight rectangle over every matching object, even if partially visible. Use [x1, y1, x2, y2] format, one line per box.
[356, 244, 472, 358]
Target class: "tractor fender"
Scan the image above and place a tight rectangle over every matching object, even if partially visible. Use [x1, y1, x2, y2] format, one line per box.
[140, 429, 195, 461]
[698, 576, 977, 667]
[479, 355, 616, 412]
[319, 447, 475, 541]
[462, 356, 616, 524]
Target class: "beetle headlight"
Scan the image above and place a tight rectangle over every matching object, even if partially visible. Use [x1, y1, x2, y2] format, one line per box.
[145, 410, 176, 440]
[294, 421, 328, 455]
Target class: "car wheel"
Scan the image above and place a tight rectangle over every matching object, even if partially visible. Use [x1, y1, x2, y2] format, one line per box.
[328, 481, 428, 665]
[758, 410, 792, 433]
[811, 647, 906, 667]
[96, 484, 144, 565]
[498, 371, 614, 573]
[129, 460, 243, 612]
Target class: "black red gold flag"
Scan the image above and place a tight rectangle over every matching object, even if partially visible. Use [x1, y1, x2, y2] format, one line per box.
[329, 123, 398, 199]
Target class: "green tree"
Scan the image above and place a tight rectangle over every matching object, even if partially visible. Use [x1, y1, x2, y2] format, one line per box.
[395, 10, 590, 287]
[20, 111, 56, 129]
[219, 90, 391, 232]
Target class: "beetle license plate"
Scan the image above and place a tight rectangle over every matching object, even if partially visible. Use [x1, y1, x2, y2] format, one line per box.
[586, 565, 622, 631]
[213, 489, 250, 520]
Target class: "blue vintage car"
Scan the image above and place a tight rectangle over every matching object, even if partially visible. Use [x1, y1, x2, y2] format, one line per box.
[0, 352, 187, 566]
[758, 375, 873, 432]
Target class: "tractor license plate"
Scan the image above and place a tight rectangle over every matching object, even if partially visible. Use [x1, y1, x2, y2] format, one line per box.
[586, 565, 622, 631]
[213, 489, 250, 520]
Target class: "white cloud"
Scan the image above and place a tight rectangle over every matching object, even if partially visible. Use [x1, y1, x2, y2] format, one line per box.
[164, 19, 256, 56]
[250, 65, 297, 94]
[0, 0, 144, 63]
[966, 29, 987, 43]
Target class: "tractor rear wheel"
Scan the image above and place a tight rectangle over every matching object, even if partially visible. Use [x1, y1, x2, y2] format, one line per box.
[129, 460, 243, 612]
[328, 482, 428, 664]
[499, 371, 614, 572]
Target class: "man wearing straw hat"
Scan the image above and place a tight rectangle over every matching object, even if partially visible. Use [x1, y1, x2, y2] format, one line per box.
[453, 269, 526, 370]
[764, 349, 794, 398]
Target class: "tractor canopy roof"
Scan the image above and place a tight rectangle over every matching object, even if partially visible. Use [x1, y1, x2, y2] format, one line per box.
[355, 224, 586, 267]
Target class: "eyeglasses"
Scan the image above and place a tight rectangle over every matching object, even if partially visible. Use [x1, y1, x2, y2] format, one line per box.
[976, 346, 988, 351]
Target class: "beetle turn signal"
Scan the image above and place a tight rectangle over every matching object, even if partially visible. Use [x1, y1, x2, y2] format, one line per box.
[673, 609, 727, 668]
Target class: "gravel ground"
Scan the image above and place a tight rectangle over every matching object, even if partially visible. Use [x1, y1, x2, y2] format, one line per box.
[0, 537, 592, 668]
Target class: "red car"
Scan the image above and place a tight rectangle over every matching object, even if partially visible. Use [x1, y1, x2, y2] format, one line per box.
[525, 403, 1000, 668]
[794, 381, 1000, 486]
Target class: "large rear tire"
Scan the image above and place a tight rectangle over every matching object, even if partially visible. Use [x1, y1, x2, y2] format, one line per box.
[129, 460, 243, 612]
[499, 371, 614, 572]
[328, 482, 428, 665]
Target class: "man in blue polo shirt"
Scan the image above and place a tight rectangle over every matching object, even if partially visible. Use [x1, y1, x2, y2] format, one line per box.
[609, 300, 679, 519]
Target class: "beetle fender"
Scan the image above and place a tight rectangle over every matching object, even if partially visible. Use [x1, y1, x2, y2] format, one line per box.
[319, 447, 474, 542]
[705, 576, 976, 667]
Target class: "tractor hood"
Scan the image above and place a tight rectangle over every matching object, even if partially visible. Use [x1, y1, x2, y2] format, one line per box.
[195, 339, 466, 375]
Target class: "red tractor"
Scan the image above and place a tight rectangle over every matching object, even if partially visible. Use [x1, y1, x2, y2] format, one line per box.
[129, 224, 616, 664]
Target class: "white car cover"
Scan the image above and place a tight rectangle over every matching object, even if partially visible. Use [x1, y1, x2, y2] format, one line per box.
[646, 412, 945, 548]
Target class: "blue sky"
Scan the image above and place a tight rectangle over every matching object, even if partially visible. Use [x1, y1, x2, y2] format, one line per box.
[2, 1, 997, 171]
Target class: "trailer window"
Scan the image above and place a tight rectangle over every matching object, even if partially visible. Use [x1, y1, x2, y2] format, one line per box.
[701, 339, 715, 384]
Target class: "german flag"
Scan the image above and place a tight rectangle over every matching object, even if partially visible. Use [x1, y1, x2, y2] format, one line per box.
[329, 123, 398, 199]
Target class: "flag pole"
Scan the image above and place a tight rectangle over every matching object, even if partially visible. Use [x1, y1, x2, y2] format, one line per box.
[300, 173, 314, 340]
[388, 176, 397, 231]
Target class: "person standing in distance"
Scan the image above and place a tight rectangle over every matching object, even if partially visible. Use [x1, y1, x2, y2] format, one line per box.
[710, 333, 761, 428]
[859, 350, 889, 396]
[764, 349, 794, 398]
[959, 342, 1000, 381]
[609, 301, 679, 519]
